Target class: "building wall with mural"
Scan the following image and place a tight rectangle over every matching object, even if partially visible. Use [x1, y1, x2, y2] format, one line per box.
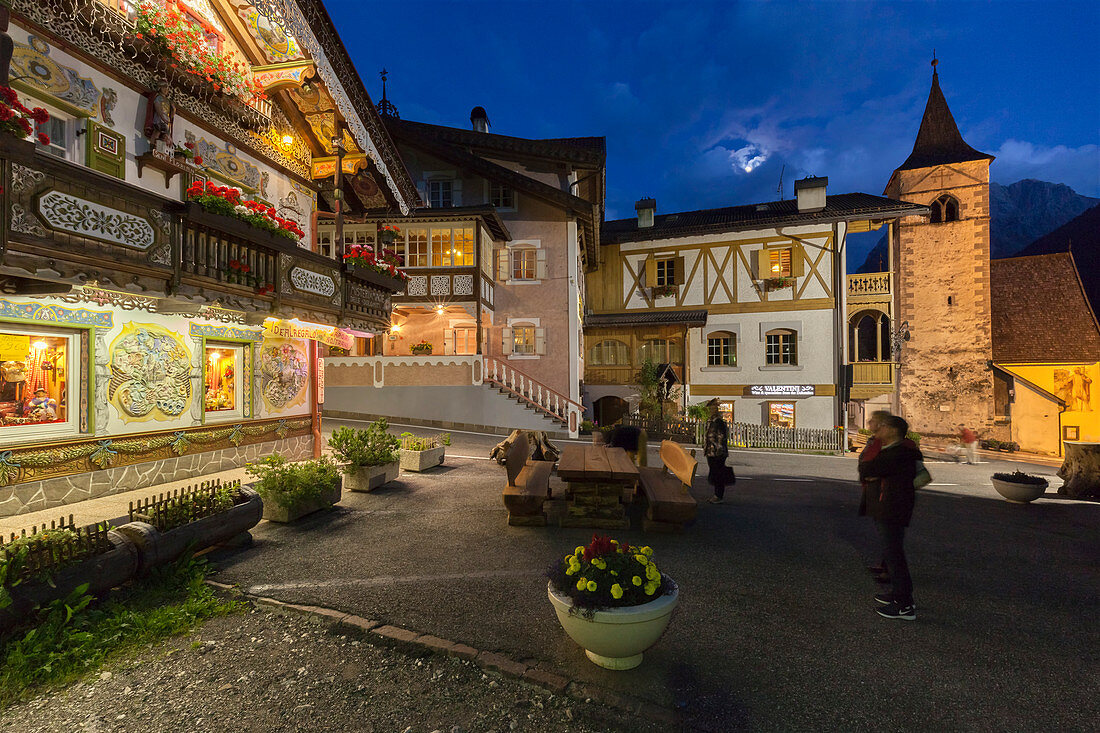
[997, 362, 1099, 454]
[0, 292, 319, 517]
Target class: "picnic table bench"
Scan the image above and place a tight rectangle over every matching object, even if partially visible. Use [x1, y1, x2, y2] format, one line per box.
[637, 440, 699, 532]
[556, 443, 638, 529]
[501, 432, 555, 526]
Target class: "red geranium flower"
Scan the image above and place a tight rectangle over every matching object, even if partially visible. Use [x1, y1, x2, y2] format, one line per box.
[30, 107, 49, 124]
[37, 132, 50, 146]
[229, 259, 241, 270]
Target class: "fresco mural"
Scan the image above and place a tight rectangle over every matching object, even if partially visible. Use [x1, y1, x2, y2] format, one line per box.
[108, 324, 192, 423]
[233, 0, 305, 63]
[11, 35, 100, 115]
[1055, 367, 1094, 412]
[184, 131, 263, 192]
[259, 339, 308, 411]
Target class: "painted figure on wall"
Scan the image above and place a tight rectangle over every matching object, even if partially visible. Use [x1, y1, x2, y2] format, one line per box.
[144, 83, 174, 154]
[1055, 368, 1093, 413]
[259, 341, 308, 410]
[109, 324, 192, 422]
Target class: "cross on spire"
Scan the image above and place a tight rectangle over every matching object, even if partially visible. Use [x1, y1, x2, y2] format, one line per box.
[377, 68, 399, 118]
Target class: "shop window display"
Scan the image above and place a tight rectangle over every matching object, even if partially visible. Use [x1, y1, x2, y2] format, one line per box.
[768, 402, 795, 429]
[0, 333, 68, 427]
[205, 346, 239, 413]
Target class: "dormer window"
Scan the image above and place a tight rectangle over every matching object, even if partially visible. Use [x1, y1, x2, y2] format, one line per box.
[929, 194, 959, 223]
[428, 180, 453, 208]
[490, 182, 514, 209]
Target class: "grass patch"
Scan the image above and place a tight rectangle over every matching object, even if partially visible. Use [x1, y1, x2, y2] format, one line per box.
[0, 557, 242, 709]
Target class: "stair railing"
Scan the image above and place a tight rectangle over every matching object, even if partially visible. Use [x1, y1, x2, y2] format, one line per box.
[483, 356, 584, 429]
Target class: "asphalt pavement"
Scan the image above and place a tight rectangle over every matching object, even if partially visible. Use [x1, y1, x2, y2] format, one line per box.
[204, 422, 1098, 731]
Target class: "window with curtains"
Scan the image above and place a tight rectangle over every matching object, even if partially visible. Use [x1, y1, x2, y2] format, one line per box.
[639, 338, 681, 364]
[513, 325, 537, 355]
[0, 327, 74, 437]
[512, 248, 537, 280]
[428, 180, 452, 208]
[404, 228, 429, 267]
[589, 339, 629, 366]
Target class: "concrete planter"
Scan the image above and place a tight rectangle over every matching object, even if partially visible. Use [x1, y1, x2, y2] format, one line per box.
[399, 446, 445, 472]
[991, 477, 1048, 504]
[260, 482, 341, 523]
[547, 579, 679, 670]
[344, 461, 399, 492]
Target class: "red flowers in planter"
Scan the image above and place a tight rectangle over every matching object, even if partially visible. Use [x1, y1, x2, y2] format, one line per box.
[0, 87, 51, 144]
[186, 182, 304, 241]
[342, 243, 409, 281]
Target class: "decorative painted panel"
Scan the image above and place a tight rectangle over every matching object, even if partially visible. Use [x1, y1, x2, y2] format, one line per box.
[0, 300, 112, 328]
[407, 276, 428, 297]
[289, 267, 336, 297]
[259, 339, 309, 410]
[430, 275, 450, 296]
[108, 324, 192, 423]
[11, 36, 100, 115]
[188, 323, 264, 342]
[184, 132, 263, 193]
[85, 121, 125, 179]
[454, 274, 474, 296]
[233, 1, 306, 62]
[37, 191, 155, 250]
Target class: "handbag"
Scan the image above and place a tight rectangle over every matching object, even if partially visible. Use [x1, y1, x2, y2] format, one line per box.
[913, 460, 932, 490]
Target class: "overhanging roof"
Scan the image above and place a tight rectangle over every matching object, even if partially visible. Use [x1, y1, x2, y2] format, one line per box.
[585, 310, 709, 328]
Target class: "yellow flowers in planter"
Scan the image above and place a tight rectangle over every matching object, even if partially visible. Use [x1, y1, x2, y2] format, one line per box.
[549, 534, 669, 611]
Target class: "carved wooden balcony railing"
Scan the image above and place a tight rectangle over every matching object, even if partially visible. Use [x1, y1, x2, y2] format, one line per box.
[1, 144, 397, 330]
[851, 361, 895, 385]
[847, 272, 891, 297]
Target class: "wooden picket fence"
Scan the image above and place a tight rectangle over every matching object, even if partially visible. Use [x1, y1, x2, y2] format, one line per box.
[0, 516, 113, 586]
[621, 415, 845, 452]
[129, 479, 242, 532]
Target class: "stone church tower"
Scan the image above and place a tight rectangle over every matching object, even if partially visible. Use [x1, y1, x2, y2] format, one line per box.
[884, 62, 995, 435]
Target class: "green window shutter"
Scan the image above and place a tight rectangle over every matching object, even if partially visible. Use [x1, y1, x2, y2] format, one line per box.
[85, 122, 125, 179]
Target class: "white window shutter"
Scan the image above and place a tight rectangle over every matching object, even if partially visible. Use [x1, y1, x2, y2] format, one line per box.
[497, 249, 510, 281]
[416, 181, 428, 207]
[452, 179, 462, 207]
[501, 327, 514, 355]
[444, 330, 454, 355]
[535, 328, 546, 355]
[535, 248, 547, 280]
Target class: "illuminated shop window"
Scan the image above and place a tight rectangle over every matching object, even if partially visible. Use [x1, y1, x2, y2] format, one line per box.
[0, 328, 75, 439]
[205, 344, 244, 417]
[768, 402, 795, 429]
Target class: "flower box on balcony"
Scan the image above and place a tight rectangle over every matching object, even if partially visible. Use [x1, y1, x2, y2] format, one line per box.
[344, 263, 407, 292]
[0, 135, 37, 163]
[183, 201, 294, 250]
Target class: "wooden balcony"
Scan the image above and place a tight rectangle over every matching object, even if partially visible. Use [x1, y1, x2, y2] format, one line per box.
[396, 268, 493, 310]
[847, 271, 892, 317]
[1, 144, 397, 330]
[585, 365, 636, 385]
[850, 361, 895, 400]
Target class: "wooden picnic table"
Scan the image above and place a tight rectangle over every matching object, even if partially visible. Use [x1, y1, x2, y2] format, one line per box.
[556, 444, 638, 529]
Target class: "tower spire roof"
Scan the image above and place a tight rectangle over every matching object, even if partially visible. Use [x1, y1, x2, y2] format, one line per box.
[896, 59, 993, 172]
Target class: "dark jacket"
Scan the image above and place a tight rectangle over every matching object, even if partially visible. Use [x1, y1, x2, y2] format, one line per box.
[857, 440, 922, 526]
[704, 417, 729, 458]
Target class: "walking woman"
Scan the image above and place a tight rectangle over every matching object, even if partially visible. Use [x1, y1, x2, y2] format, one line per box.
[704, 399, 734, 504]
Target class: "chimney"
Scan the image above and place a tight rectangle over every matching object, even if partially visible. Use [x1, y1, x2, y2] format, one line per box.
[635, 197, 656, 228]
[794, 176, 827, 213]
[470, 106, 490, 133]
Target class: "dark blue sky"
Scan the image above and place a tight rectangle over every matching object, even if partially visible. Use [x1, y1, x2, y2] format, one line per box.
[330, 1, 1098, 265]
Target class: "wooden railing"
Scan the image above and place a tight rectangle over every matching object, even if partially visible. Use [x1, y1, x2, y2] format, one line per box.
[585, 365, 636, 385]
[852, 361, 895, 385]
[182, 219, 280, 292]
[847, 272, 891, 297]
[729, 422, 845, 451]
[484, 357, 584, 428]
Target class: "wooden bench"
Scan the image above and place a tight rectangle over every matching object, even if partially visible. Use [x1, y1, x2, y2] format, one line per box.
[637, 440, 698, 532]
[501, 431, 555, 526]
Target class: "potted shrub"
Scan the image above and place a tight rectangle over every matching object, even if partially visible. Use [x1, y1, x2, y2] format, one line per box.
[546, 535, 678, 670]
[579, 420, 595, 435]
[247, 454, 341, 523]
[399, 432, 449, 472]
[328, 420, 400, 491]
[410, 340, 433, 356]
[991, 471, 1049, 504]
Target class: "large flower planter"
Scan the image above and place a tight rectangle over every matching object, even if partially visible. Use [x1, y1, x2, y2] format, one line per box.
[343, 263, 407, 292]
[399, 446, 445, 472]
[182, 202, 298, 250]
[547, 579, 679, 670]
[0, 135, 38, 163]
[260, 481, 341, 523]
[991, 477, 1048, 504]
[344, 461, 400, 492]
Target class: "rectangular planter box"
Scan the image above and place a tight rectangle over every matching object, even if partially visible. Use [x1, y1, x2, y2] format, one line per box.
[344, 461, 400, 492]
[400, 446, 445, 472]
[261, 482, 342, 523]
[344, 263, 407, 292]
[183, 201, 298, 250]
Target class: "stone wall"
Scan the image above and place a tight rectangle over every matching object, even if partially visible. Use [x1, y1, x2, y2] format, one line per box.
[888, 158, 995, 436]
[0, 435, 313, 518]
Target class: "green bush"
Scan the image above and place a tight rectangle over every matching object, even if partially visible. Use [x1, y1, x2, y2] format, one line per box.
[399, 432, 446, 451]
[686, 403, 711, 421]
[152, 485, 238, 532]
[328, 420, 400, 469]
[858, 428, 872, 436]
[906, 431, 921, 444]
[246, 454, 340, 509]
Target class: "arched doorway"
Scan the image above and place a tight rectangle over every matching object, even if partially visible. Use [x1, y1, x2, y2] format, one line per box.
[593, 396, 628, 427]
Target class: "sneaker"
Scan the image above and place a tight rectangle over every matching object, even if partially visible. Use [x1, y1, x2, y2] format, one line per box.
[707, 496, 724, 504]
[874, 593, 917, 609]
[876, 602, 916, 620]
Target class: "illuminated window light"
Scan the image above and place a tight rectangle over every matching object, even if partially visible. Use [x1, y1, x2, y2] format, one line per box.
[32, 340, 48, 350]
[281, 135, 294, 146]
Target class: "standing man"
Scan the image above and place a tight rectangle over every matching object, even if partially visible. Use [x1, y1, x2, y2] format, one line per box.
[704, 399, 733, 504]
[859, 410, 892, 582]
[959, 424, 979, 464]
[858, 415, 922, 620]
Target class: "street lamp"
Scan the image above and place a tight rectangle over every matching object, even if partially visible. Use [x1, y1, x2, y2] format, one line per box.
[890, 320, 910, 415]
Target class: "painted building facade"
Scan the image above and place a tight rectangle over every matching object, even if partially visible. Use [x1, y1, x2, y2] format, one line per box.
[0, 0, 416, 516]
[318, 107, 605, 435]
[585, 180, 925, 430]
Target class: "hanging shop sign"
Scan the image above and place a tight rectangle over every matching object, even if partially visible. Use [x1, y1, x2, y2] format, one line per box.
[747, 385, 816, 397]
[263, 319, 353, 350]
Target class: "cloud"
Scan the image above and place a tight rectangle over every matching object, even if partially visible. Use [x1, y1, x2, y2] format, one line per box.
[990, 140, 1100, 196]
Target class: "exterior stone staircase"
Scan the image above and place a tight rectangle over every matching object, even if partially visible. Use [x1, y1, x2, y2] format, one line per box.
[483, 357, 584, 434]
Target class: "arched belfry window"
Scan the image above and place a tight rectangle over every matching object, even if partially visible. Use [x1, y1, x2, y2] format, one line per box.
[929, 195, 960, 224]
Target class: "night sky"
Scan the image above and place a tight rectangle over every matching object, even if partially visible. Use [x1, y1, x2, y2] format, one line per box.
[329, 1, 1099, 266]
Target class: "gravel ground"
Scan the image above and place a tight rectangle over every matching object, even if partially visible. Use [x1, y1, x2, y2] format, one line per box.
[0, 604, 668, 733]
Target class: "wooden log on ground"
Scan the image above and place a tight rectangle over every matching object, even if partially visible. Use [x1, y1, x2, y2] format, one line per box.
[1057, 442, 1100, 500]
